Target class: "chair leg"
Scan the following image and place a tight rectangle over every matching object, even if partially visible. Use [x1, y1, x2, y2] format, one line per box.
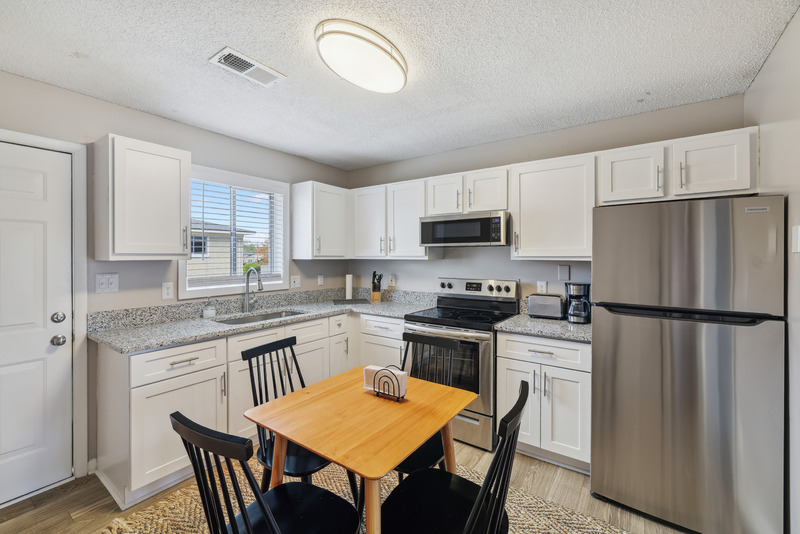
[346, 470, 359, 505]
[356, 476, 366, 519]
[438, 460, 446, 470]
[301, 474, 311, 484]
[260, 466, 272, 493]
[397, 471, 404, 483]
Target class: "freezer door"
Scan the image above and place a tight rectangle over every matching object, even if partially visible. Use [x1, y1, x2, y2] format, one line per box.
[590, 306, 784, 534]
[592, 195, 784, 316]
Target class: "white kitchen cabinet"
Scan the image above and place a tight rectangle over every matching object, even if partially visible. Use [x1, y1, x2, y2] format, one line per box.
[510, 154, 594, 259]
[130, 366, 227, 490]
[94, 134, 191, 261]
[426, 173, 465, 215]
[96, 338, 228, 509]
[291, 181, 349, 259]
[597, 145, 666, 203]
[426, 168, 507, 215]
[359, 314, 405, 368]
[226, 327, 286, 438]
[330, 332, 353, 376]
[496, 333, 591, 465]
[387, 179, 427, 258]
[353, 185, 388, 258]
[285, 317, 329, 345]
[290, 338, 329, 386]
[465, 167, 508, 212]
[672, 128, 755, 196]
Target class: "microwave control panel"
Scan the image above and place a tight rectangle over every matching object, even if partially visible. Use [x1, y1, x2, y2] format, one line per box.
[490, 217, 502, 242]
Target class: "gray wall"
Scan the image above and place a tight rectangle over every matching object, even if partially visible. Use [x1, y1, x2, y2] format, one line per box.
[743, 11, 800, 530]
[0, 70, 351, 313]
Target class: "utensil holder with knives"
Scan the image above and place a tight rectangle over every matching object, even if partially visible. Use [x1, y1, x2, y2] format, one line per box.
[371, 271, 382, 302]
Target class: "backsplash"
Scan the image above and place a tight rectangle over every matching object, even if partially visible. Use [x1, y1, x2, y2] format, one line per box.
[88, 287, 437, 332]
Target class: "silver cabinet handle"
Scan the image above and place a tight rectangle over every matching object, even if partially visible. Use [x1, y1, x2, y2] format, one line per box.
[528, 349, 555, 357]
[656, 165, 662, 191]
[456, 189, 461, 209]
[543, 372, 548, 397]
[468, 188, 473, 208]
[388, 236, 393, 253]
[379, 236, 384, 253]
[182, 226, 188, 250]
[679, 162, 685, 188]
[170, 356, 200, 366]
[375, 325, 390, 330]
[533, 369, 537, 396]
[514, 232, 519, 253]
[316, 236, 321, 254]
[221, 371, 226, 400]
[51, 335, 67, 346]
[344, 337, 349, 355]
[51, 312, 66, 323]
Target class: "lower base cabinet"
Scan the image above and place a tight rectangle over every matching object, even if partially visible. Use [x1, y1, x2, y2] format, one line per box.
[359, 314, 404, 368]
[496, 333, 591, 465]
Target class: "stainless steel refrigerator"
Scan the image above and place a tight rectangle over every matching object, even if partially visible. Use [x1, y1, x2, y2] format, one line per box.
[591, 195, 785, 534]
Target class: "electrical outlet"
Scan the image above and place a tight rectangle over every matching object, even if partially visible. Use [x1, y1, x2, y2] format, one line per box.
[537, 281, 548, 293]
[318, 274, 324, 286]
[290, 275, 301, 288]
[388, 275, 396, 287]
[95, 273, 119, 293]
[161, 282, 174, 300]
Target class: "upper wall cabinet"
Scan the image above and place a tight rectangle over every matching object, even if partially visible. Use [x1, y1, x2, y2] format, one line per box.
[510, 155, 594, 260]
[596, 127, 758, 205]
[292, 181, 349, 259]
[426, 167, 508, 215]
[353, 180, 428, 259]
[94, 134, 191, 261]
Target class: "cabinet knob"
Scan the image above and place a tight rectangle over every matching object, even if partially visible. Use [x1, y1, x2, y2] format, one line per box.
[51, 335, 67, 346]
[51, 311, 67, 323]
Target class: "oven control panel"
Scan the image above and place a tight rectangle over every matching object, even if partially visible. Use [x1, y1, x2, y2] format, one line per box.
[437, 278, 519, 298]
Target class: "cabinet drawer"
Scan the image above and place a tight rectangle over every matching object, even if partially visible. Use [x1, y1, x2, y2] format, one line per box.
[497, 333, 591, 372]
[130, 339, 227, 387]
[329, 314, 347, 335]
[227, 326, 286, 362]
[360, 314, 404, 338]
[285, 318, 329, 344]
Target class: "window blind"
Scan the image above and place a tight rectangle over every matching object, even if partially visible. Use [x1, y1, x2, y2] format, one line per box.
[187, 179, 285, 290]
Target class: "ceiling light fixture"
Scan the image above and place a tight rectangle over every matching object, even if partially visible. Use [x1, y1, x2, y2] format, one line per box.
[315, 19, 407, 93]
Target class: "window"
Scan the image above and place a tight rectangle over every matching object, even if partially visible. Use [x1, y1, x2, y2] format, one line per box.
[191, 236, 208, 257]
[178, 165, 289, 299]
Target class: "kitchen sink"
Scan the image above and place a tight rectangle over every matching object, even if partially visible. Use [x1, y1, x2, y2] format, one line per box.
[215, 310, 306, 325]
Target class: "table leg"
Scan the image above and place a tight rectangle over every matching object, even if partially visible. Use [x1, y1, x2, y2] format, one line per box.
[270, 434, 287, 489]
[441, 421, 457, 473]
[364, 477, 381, 534]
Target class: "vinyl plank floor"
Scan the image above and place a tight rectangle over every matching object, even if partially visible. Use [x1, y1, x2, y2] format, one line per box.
[1, 443, 685, 534]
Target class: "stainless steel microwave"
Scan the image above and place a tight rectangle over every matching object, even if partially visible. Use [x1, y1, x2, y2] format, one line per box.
[419, 211, 508, 247]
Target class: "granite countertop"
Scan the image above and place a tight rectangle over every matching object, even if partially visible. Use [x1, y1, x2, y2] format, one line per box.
[89, 300, 430, 355]
[495, 314, 592, 344]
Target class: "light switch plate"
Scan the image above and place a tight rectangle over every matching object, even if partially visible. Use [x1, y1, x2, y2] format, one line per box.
[95, 273, 119, 293]
[290, 275, 301, 288]
[317, 275, 324, 286]
[388, 275, 396, 287]
[537, 281, 547, 293]
[793, 226, 800, 253]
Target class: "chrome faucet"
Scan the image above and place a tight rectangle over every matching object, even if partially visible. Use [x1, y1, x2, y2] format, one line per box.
[244, 267, 263, 313]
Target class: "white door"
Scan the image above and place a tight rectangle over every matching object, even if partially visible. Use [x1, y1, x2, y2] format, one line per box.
[313, 183, 347, 257]
[329, 333, 351, 376]
[353, 186, 387, 257]
[387, 180, 426, 258]
[496, 357, 540, 448]
[0, 142, 72, 504]
[465, 168, 508, 212]
[540, 365, 591, 462]
[426, 173, 464, 215]
[672, 130, 753, 196]
[597, 145, 666, 203]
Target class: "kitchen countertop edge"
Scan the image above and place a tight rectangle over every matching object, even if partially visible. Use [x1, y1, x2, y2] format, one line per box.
[494, 314, 592, 344]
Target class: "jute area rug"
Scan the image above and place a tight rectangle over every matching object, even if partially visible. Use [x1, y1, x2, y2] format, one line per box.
[100, 460, 628, 534]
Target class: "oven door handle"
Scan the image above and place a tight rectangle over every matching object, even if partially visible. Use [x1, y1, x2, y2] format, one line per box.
[404, 324, 492, 342]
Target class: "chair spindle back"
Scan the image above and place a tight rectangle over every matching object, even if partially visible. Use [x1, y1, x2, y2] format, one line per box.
[401, 332, 461, 386]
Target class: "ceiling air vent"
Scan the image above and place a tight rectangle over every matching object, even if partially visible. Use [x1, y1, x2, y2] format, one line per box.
[209, 47, 285, 89]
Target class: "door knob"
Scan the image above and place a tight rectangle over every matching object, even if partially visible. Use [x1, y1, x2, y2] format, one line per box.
[51, 335, 67, 346]
[51, 312, 66, 323]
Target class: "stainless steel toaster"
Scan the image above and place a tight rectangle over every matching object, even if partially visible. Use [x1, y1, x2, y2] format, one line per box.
[527, 294, 566, 319]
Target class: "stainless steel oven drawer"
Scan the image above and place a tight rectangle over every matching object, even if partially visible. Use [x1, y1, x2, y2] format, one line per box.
[452, 410, 495, 451]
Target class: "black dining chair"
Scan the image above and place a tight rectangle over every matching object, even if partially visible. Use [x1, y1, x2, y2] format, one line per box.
[241, 336, 359, 503]
[380, 380, 529, 534]
[169, 411, 360, 534]
[393, 331, 462, 482]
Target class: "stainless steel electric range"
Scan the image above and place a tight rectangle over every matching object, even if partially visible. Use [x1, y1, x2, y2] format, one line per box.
[404, 277, 519, 451]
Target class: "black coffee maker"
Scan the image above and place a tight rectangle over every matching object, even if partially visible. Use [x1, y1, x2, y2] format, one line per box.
[565, 283, 591, 324]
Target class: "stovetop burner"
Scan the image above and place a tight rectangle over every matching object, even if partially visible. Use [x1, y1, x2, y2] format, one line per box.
[404, 278, 520, 331]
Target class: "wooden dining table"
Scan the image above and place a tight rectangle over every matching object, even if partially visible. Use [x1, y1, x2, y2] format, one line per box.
[244, 366, 477, 534]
